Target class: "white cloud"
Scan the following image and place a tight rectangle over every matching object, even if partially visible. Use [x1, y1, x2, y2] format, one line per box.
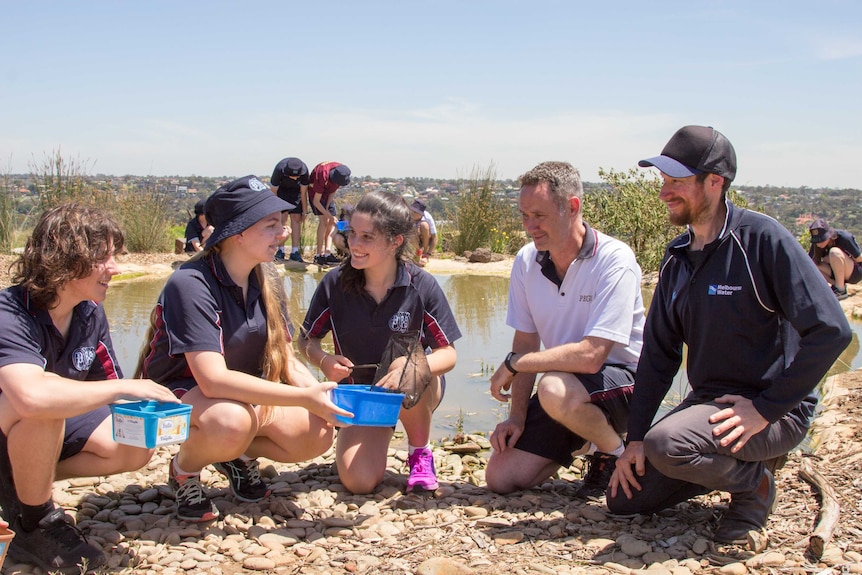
[812, 36, 862, 60]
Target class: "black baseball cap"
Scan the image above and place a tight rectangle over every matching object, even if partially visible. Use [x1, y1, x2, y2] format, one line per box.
[639, 125, 737, 181]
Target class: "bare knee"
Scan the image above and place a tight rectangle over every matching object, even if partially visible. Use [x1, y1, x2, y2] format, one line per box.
[196, 403, 256, 451]
[338, 466, 385, 495]
[485, 457, 518, 494]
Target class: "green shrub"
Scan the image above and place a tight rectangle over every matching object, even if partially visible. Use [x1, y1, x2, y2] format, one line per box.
[117, 185, 173, 253]
[585, 168, 681, 273]
[444, 164, 524, 256]
[0, 168, 15, 254]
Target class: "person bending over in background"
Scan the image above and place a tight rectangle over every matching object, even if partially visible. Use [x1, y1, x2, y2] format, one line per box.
[308, 161, 351, 267]
[485, 161, 645, 500]
[299, 191, 461, 494]
[0, 203, 178, 573]
[608, 125, 851, 544]
[137, 176, 348, 523]
[270, 157, 309, 263]
[808, 218, 862, 300]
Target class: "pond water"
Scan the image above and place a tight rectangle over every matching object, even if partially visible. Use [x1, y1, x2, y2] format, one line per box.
[102, 272, 862, 442]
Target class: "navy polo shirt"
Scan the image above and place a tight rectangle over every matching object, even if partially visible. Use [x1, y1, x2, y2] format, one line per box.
[0, 285, 122, 382]
[184, 217, 205, 252]
[301, 262, 462, 384]
[141, 254, 291, 383]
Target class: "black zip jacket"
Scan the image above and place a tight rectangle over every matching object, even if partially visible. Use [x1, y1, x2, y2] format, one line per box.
[629, 201, 852, 441]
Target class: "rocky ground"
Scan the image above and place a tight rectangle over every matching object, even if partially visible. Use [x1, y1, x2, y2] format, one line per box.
[0, 255, 861, 575]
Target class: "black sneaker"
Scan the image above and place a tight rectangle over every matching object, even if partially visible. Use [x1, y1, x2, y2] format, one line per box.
[274, 249, 286, 262]
[288, 251, 305, 263]
[7, 508, 105, 574]
[715, 468, 776, 543]
[314, 254, 330, 267]
[169, 459, 219, 522]
[574, 452, 617, 500]
[833, 285, 849, 301]
[213, 458, 272, 503]
[324, 253, 341, 265]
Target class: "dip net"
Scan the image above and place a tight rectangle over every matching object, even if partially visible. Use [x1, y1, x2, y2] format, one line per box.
[372, 331, 432, 409]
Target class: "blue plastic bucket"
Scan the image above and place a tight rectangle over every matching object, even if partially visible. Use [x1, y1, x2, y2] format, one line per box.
[331, 385, 404, 426]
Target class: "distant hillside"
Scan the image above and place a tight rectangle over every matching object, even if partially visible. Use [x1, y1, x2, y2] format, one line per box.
[734, 185, 862, 238]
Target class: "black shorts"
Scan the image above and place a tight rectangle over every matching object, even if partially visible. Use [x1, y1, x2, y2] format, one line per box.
[513, 365, 634, 467]
[849, 262, 862, 284]
[61, 406, 112, 461]
[277, 190, 304, 215]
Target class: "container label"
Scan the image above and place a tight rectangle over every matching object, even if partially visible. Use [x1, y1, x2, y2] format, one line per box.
[156, 415, 189, 446]
[113, 414, 146, 447]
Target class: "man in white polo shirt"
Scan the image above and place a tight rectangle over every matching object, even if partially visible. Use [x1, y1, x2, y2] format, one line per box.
[485, 161, 645, 499]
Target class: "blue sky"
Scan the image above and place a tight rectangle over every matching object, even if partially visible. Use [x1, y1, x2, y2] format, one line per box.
[2, 1, 861, 187]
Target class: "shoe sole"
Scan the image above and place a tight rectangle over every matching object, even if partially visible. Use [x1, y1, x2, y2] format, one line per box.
[7, 547, 106, 575]
[407, 480, 440, 492]
[176, 508, 220, 523]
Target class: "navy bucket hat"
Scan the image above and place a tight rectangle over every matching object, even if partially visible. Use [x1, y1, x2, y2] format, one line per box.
[330, 164, 351, 186]
[639, 125, 737, 182]
[205, 175, 294, 249]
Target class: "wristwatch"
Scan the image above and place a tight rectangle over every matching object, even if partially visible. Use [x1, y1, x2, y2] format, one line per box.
[504, 352, 518, 375]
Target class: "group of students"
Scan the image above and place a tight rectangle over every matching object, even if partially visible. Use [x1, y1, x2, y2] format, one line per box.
[0, 175, 459, 573]
[0, 125, 853, 573]
[269, 158, 352, 266]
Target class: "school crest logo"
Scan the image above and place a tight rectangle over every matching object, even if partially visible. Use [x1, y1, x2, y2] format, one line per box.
[72, 347, 96, 371]
[389, 312, 411, 333]
[248, 177, 269, 192]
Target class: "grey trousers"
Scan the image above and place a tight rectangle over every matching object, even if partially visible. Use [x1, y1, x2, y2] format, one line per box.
[607, 394, 810, 515]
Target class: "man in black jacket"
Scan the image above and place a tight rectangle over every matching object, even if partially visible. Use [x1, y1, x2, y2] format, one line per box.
[607, 126, 851, 544]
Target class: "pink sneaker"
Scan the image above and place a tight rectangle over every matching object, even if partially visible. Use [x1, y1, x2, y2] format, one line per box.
[407, 448, 439, 492]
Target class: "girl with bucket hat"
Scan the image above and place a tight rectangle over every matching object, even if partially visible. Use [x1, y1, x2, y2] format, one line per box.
[136, 175, 350, 522]
[299, 191, 462, 494]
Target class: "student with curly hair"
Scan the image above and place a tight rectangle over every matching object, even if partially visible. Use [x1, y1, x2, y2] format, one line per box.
[0, 203, 178, 573]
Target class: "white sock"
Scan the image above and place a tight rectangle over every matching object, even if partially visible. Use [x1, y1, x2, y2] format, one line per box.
[408, 443, 430, 455]
[585, 443, 598, 455]
[172, 458, 198, 477]
[609, 441, 625, 458]
[291, 247, 299, 253]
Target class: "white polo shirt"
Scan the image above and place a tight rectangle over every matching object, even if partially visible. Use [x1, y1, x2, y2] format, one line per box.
[507, 223, 644, 371]
[421, 211, 437, 235]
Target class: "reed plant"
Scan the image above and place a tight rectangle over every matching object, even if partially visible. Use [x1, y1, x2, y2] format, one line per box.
[0, 162, 15, 254]
[444, 164, 524, 256]
[116, 183, 174, 253]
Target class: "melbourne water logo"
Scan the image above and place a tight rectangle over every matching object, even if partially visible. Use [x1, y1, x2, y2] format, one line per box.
[708, 284, 742, 296]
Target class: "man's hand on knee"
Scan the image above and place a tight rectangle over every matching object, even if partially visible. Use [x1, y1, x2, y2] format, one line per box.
[609, 441, 645, 499]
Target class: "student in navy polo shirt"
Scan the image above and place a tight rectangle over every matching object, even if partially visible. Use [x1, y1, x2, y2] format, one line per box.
[270, 157, 309, 263]
[137, 176, 349, 523]
[299, 191, 462, 494]
[184, 199, 210, 254]
[0, 204, 179, 573]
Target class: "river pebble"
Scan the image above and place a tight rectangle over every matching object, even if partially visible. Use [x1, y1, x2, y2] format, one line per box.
[6, 431, 856, 575]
